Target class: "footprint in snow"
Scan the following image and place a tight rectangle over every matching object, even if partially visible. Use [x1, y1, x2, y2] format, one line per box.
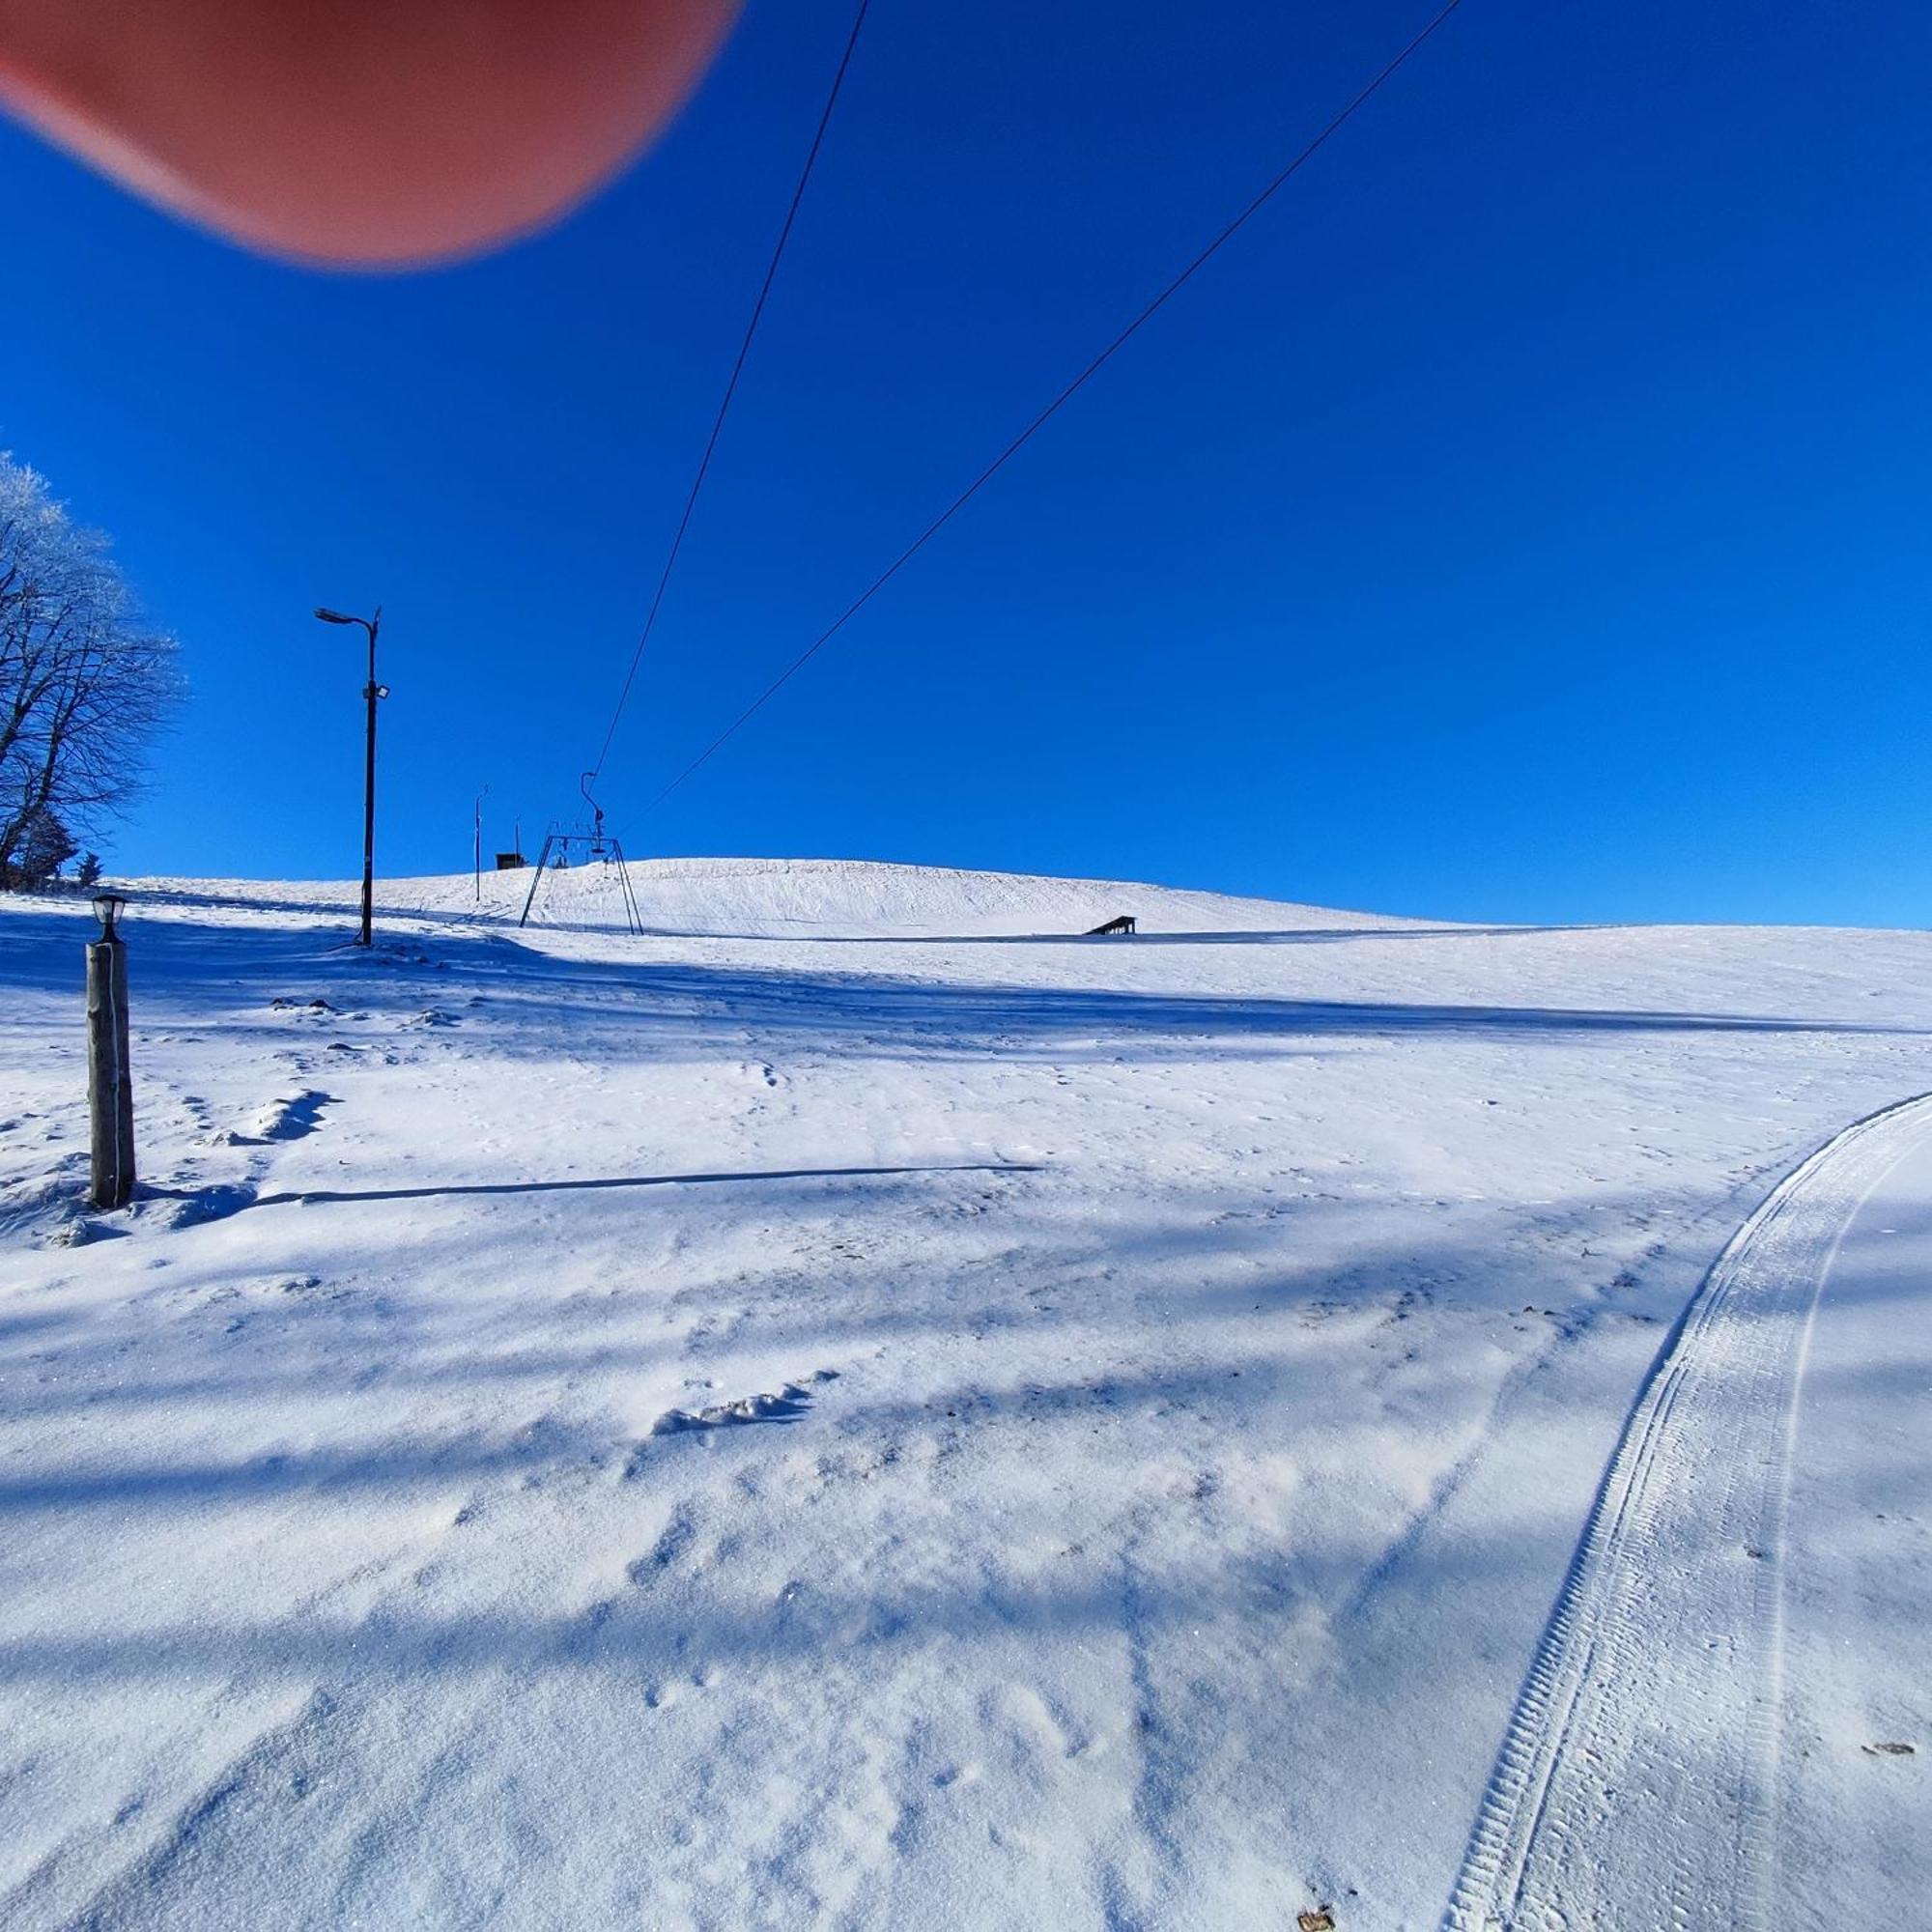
[162, 1181, 259, 1228]
[626, 1505, 697, 1581]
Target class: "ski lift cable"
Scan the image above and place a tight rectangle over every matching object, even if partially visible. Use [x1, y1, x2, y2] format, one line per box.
[641, 0, 1468, 816]
[588, 0, 874, 784]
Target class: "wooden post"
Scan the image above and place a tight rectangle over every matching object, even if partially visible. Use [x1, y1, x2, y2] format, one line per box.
[86, 932, 134, 1208]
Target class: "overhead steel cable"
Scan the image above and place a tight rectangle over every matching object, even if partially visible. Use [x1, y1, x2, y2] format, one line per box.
[643, 0, 1467, 814]
[589, 0, 873, 783]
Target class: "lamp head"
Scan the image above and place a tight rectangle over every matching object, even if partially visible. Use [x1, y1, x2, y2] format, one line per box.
[313, 607, 354, 625]
[91, 892, 128, 939]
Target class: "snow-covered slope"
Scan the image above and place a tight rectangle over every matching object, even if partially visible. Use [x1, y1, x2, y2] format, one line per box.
[1, 861, 1925, 1930]
[129, 854, 1428, 938]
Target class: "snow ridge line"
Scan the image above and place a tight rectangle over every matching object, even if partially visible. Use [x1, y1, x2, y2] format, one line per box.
[1442, 1091, 1932, 1932]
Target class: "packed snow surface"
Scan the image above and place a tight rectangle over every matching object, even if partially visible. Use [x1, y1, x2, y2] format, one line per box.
[1, 858, 1926, 1930]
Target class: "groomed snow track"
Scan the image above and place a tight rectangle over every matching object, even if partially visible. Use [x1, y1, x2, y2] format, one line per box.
[1445, 1093, 1932, 1932]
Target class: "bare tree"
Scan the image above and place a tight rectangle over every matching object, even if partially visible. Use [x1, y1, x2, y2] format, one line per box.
[0, 454, 180, 887]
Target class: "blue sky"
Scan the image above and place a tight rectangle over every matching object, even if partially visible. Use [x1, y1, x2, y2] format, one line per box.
[3, 0, 1929, 924]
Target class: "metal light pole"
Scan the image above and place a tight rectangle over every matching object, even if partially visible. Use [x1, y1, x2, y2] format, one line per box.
[314, 606, 387, 947]
[86, 892, 135, 1208]
[473, 783, 489, 904]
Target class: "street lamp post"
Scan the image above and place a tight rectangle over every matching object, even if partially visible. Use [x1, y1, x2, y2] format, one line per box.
[474, 783, 489, 904]
[314, 606, 387, 947]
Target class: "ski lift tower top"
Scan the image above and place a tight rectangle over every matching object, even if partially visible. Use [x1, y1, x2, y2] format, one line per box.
[515, 772, 641, 933]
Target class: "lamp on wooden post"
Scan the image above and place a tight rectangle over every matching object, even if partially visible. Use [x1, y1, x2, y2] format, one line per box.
[86, 892, 135, 1208]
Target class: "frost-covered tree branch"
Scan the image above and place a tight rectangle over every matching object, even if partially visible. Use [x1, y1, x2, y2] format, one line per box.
[0, 454, 182, 887]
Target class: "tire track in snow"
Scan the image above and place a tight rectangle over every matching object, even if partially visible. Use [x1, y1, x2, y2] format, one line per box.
[1445, 1092, 1932, 1932]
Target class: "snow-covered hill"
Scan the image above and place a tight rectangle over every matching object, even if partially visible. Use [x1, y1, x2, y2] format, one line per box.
[1, 860, 1926, 1929]
[129, 853, 1426, 938]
